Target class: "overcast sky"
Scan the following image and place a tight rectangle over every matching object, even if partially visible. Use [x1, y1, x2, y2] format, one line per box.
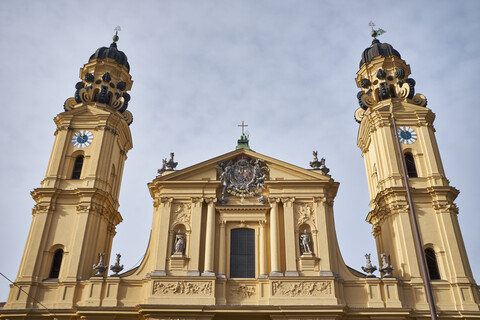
[1, 0, 479, 301]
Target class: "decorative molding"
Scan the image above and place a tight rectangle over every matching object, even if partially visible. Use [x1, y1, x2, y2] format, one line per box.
[191, 197, 204, 207]
[229, 285, 256, 298]
[205, 197, 217, 204]
[159, 197, 173, 207]
[152, 281, 213, 295]
[171, 203, 191, 225]
[271, 280, 332, 297]
[295, 202, 316, 229]
[282, 197, 295, 207]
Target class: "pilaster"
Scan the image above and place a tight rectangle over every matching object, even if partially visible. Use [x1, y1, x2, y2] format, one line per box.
[282, 197, 299, 276]
[187, 198, 203, 276]
[269, 198, 282, 277]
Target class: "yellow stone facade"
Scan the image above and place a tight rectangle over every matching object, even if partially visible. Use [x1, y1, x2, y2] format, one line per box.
[1, 38, 479, 319]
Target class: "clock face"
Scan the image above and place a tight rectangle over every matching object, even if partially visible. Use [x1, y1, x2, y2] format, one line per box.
[397, 126, 417, 144]
[72, 130, 93, 148]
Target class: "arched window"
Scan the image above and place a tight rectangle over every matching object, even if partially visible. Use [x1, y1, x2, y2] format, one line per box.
[230, 228, 255, 278]
[49, 249, 63, 278]
[425, 248, 441, 280]
[404, 152, 418, 178]
[71, 155, 84, 179]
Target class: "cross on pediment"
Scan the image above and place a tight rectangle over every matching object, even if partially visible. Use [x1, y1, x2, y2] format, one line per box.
[238, 121, 248, 135]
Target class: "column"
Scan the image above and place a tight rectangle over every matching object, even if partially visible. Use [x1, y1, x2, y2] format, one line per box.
[202, 198, 216, 276]
[259, 220, 267, 278]
[217, 219, 226, 278]
[187, 198, 203, 276]
[269, 198, 283, 276]
[283, 198, 299, 276]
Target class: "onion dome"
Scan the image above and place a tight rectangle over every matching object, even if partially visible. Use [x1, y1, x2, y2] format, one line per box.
[359, 39, 401, 67]
[89, 42, 130, 71]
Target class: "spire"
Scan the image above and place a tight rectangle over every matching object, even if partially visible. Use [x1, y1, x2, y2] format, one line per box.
[354, 27, 427, 123]
[63, 27, 134, 125]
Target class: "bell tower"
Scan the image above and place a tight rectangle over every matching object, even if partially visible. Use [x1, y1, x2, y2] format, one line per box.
[8, 33, 133, 308]
[355, 36, 479, 311]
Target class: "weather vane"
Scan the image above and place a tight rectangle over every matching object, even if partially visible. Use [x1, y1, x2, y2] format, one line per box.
[369, 21, 386, 39]
[113, 25, 121, 42]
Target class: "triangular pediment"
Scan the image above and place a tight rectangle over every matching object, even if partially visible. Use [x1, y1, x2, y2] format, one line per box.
[155, 149, 332, 183]
[156, 149, 331, 181]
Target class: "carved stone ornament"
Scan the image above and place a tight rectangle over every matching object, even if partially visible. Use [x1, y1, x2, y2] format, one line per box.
[63, 71, 133, 125]
[152, 281, 213, 295]
[354, 107, 365, 124]
[361, 253, 377, 277]
[395, 68, 405, 79]
[158, 152, 178, 175]
[309, 151, 329, 173]
[379, 253, 394, 278]
[360, 78, 371, 88]
[93, 253, 108, 277]
[171, 203, 191, 225]
[376, 69, 386, 79]
[357, 90, 375, 110]
[272, 280, 332, 297]
[296, 203, 316, 229]
[230, 285, 256, 298]
[110, 253, 124, 276]
[216, 156, 269, 204]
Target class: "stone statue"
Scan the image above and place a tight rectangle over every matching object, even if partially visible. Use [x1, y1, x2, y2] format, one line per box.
[379, 253, 394, 278]
[299, 229, 312, 254]
[319, 158, 330, 175]
[166, 152, 178, 170]
[361, 253, 377, 277]
[173, 231, 186, 255]
[157, 158, 167, 175]
[309, 150, 321, 169]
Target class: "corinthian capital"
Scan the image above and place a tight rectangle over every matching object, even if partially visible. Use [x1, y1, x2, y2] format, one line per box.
[282, 197, 295, 207]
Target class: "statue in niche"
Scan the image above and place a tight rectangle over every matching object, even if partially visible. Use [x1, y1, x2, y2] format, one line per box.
[299, 229, 312, 255]
[173, 231, 186, 255]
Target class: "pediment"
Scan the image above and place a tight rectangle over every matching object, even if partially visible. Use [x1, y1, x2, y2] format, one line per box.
[155, 149, 333, 183]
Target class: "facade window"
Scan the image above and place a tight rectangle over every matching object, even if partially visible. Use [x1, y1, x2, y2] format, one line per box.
[404, 152, 418, 178]
[49, 249, 63, 278]
[71, 155, 84, 179]
[425, 248, 441, 280]
[230, 228, 255, 278]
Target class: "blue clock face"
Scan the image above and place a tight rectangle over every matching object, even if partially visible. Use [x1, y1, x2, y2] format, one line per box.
[400, 131, 412, 140]
[72, 130, 93, 148]
[397, 126, 417, 144]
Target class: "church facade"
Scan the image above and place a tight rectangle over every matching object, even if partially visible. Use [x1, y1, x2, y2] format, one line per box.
[1, 34, 479, 319]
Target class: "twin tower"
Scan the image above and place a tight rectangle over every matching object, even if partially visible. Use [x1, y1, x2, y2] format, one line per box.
[1, 35, 479, 319]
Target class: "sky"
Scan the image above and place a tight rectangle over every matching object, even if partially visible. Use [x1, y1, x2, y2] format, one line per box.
[1, 0, 479, 302]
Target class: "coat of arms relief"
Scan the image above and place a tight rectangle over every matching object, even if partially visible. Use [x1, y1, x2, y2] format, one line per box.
[216, 156, 269, 204]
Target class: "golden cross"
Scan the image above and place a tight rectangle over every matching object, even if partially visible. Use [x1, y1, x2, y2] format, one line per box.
[238, 121, 248, 134]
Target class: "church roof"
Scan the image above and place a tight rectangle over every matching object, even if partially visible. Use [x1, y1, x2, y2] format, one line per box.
[89, 42, 130, 71]
[359, 39, 401, 67]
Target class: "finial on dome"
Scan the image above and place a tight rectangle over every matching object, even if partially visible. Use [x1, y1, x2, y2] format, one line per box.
[368, 21, 386, 39]
[113, 25, 121, 43]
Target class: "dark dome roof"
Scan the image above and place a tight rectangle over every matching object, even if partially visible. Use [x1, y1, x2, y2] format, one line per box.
[89, 42, 130, 71]
[360, 39, 401, 67]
